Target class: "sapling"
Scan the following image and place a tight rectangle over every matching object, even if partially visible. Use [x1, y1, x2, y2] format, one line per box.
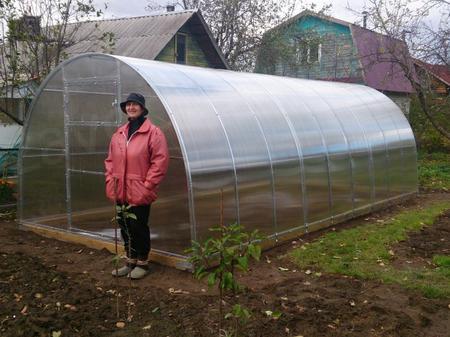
[187, 222, 263, 336]
[111, 178, 137, 322]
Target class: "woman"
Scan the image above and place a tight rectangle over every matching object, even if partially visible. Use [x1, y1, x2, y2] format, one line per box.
[105, 93, 169, 279]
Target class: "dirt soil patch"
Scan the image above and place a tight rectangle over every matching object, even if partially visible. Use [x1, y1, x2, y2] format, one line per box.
[392, 207, 450, 270]
[1, 193, 450, 337]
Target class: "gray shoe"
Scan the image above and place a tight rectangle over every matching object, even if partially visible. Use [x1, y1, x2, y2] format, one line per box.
[130, 266, 149, 279]
[111, 265, 134, 277]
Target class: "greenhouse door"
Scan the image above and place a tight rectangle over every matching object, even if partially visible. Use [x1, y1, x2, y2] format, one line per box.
[64, 78, 121, 234]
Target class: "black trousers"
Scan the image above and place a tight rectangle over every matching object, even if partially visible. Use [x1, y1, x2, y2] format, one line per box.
[117, 204, 151, 261]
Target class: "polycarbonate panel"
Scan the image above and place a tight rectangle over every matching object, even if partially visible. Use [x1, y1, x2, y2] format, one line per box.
[255, 76, 306, 230]
[150, 158, 191, 254]
[23, 89, 64, 149]
[69, 125, 115, 172]
[291, 79, 353, 219]
[169, 65, 274, 236]
[20, 53, 418, 260]
[316, 82, 371, 210]
[343, 85, 389, 202]
[264, 77, 330, 226]
[65, 81, 117, 122]
[70, 171, 110, 214]
[21, 153, 67, 227]
[370, 90, 418, 194]
[364, 90, 403, 197]
[63, 54, 119, 81]
[218, 71, 304, 235]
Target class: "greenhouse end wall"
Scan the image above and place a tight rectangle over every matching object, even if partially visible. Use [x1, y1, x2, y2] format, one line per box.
[19, 53, 418, 262]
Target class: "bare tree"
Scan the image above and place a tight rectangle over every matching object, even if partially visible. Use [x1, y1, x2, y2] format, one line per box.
[147, 0, 299, 71]
[0, 0, 105, 124]
[357, 0, 450, 140]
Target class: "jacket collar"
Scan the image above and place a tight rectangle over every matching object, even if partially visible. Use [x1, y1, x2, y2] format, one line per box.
[117, 118, 152, 134]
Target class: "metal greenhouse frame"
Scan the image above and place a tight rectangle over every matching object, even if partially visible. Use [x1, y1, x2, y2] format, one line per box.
[18, 53, 418, 268]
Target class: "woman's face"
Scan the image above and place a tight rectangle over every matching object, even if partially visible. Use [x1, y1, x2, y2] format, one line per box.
[126, 101, 144, 119]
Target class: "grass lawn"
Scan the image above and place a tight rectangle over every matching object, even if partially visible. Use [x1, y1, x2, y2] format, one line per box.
[418, 152, 450, 191]
[290, 200, 450, 298]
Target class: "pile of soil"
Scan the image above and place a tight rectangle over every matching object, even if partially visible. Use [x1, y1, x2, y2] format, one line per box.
[1, 193, 449, 337]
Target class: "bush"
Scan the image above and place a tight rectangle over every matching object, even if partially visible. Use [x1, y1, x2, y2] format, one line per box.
[409, 95, 450, 153]
[0, 179, 15, 204]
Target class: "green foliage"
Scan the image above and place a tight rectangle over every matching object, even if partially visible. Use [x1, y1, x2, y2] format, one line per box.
[256, 25, 322, 74]
[187, 222, 263, 335]
[290, 201, 450, 298]
[433, 255, 450, 268]
[114, 204, 137, 222]
[188, 222, 262, 293]
[225, 304, 251, 322]
[0, 179, 15, 204]
[111, 254, 121, 268]
[418, 152, 450, 191]
[409, 95, 450, 153]
[264, 310, 282, 320]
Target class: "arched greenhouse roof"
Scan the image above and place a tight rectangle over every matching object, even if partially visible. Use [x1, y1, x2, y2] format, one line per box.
[19, 53, 417, 262]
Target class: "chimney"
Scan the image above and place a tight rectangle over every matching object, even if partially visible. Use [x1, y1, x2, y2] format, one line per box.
[166, 5, 175, 12]
[362, 11, 368, 29]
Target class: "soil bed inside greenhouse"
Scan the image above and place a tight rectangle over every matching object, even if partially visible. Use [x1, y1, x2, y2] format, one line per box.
[1, 192, 449, 337]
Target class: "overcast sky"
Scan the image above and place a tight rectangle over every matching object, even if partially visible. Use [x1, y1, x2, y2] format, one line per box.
[94, 0, 368, 23]
[93, 0, 443, 28]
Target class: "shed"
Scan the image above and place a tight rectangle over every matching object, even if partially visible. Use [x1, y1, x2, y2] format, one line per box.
[19, 53, 417, 269]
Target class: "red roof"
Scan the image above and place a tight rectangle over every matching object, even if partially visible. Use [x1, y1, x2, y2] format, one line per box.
[351, 25, 415, 93]
[414, 59, 450, 86]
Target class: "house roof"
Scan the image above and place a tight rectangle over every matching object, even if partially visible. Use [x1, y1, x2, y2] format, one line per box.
[268, 9, 351, 33]
[266, 10, 415, 93]
[351, 25, 414, 93]
[64, 9, 228, 68]
[414, 59, 450, 86]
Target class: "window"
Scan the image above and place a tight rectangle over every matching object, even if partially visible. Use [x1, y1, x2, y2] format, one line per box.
[175, 33, 187, 64]
[298, 42, 321, 64]
[309, 42, 321, 63]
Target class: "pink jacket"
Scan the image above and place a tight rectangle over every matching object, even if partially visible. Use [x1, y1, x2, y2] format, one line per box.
[105, 119, 169, 205]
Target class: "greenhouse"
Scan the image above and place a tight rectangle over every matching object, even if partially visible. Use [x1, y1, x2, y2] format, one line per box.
[19, 53, 417, 267]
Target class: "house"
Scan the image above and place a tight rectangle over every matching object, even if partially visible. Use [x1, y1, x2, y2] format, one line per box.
[414, 59, 450, 95]
[64, 9, 228, 69]
[255, 10, 415, 115]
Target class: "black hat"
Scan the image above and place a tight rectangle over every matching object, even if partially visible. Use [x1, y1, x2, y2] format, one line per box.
[120, 93, 149, 116]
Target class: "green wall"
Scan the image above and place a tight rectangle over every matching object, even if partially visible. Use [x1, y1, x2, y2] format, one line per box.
[156, 26, 209, 67]
[255, 15, 363, 82]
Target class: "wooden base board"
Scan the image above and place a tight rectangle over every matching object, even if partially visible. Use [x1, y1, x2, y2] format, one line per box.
[20, 223, 191, 270]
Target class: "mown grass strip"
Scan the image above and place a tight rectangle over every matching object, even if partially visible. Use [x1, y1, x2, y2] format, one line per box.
[290, 201, 450, 298]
